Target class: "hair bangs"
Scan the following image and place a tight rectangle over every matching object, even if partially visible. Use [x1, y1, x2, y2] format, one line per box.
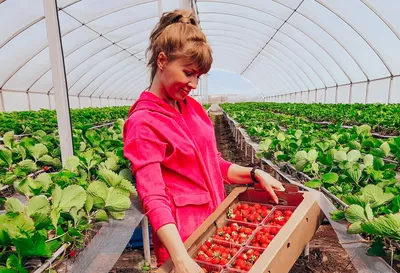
[181, 41, 213, 75]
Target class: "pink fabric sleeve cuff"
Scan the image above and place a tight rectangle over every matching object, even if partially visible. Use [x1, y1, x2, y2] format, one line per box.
[145, 205, 176, 233]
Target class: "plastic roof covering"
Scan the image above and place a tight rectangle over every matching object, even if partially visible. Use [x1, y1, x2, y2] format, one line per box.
[196, 0, 400, 96]
[1, 0, 400, 109]
[0, 0, 155, 103]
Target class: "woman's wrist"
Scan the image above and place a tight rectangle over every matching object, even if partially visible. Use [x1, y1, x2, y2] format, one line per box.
[171, 252, 191, 264]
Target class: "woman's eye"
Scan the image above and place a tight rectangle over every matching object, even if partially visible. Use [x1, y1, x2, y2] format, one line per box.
[184, 71, 192, 76]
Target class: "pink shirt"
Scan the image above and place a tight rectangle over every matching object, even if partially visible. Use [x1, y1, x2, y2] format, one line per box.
[123, 91, 232, 265]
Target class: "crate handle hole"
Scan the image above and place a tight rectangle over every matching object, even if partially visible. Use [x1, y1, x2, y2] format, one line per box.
[287, 242, 291, 248]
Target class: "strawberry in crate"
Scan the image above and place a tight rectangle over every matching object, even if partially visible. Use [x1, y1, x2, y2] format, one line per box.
[230, 248, 263, 272]
[227, 203, 271, 224]
[265, 208, 293, 226]
[212, 222, 255, 245]
[195, 239, 240, 266]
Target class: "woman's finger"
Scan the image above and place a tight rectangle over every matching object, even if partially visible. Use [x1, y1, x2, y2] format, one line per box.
[262, 182, 279, 204]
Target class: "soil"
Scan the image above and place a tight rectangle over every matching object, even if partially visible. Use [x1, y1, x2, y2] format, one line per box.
[110, 109, 357, 273]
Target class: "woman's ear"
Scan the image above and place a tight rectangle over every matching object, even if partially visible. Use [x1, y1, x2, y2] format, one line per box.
[157, 52, 167, 71]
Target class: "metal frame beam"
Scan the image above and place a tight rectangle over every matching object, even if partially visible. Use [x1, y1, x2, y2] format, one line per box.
[43, 0, 74, 165]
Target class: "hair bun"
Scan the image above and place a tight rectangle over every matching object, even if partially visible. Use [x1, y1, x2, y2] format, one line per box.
[178, 16, 191, 24]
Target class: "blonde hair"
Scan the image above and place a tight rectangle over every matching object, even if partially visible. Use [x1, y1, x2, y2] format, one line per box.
[146, 9, 213, 83]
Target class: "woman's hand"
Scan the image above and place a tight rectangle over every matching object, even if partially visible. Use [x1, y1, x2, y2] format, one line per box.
[255, 169, 285, 204]
[171, 254, 205, 273]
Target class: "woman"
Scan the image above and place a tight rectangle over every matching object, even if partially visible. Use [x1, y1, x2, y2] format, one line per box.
[123, 9, 284, 272]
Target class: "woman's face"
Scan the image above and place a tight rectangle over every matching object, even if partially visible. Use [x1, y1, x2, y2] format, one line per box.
[158, 53, 200, 101]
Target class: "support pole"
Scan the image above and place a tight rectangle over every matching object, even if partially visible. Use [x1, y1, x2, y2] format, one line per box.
[43, 0, 74, 165]
[142, 216, 151, 265]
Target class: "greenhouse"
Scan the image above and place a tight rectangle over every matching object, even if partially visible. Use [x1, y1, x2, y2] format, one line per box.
[0, 0, 399, 273]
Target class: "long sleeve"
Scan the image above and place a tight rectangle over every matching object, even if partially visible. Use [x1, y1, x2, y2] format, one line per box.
[217, 152, 233, 184]
[124, 121, 176, 232]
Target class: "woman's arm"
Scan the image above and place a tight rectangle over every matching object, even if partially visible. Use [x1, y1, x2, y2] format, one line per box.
[157, 224, 204, 273]
[226, 164, 284, 203]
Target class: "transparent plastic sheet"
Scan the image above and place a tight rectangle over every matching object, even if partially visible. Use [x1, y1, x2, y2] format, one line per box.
[67, 198, 145, 273]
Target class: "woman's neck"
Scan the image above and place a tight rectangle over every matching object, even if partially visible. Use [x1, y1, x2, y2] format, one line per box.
[149, 77, 180, 111]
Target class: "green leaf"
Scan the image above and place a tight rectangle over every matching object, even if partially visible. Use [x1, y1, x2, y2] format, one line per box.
[31, 213, 52, 230]
[15, 145, 26, 160]
[330, 210, 345, 221]
[85, 194, 93, 214]
[17, 160, 37, 173]
[109, 211, 126, 220]
[345, 205, 367, 223]
[52, 184, 62, 208]
[295, 130, 302, 139]
[356, 125, 371, 135]
[57, 185, 86, 212]
[50, 209, 60, 228]
[119, 168, 133, 182]
[87, 181, 109, 200]
[35, 173, 52, 192]
[343, 195, 367, 207]
[361, 214, 400, 240]
[347, 150, 361, 163]
[380, 142, 390, 157]
[362, 184, 394, 208]
[334, 150, 347, 162]
[347, 222, 363, 234]
[322, 173, 338, 184]
[295, 151, 307, 170]
[3, 213, 35, 239]
[277, 132, 285, 141]
[259, 138, 272, 151]
[5, 198, 25, 213]
[365, 203, 374, 220]
[98, 169, 122, 187]
[30, 144, 48, 161]
[363, 154, 373, 167]
[28, 196, 50, 216]
[373, 157, 384, 170]
[100, 157, 118, 171]
[304, 179, 322, 189]
[3, 131, 14, 149]
[370, 148, 385, 158]
[6, 254, 27, 273]
[13, 232, 52, 258]
[307, 149, 318, 162]
[347, 168, 361, 183]
[105, 188, 131, 212]
[0, 266, 19, 273]
[0, 146, 13, 167]
[367, 239, 385, 256]
[38, 155, 54, 166]
[118, 180, 136, 195]
[390, 195, 400, 213]
[348, 141, 361, 151]
[65, 156, 80, 172]
[95, 209, 109, 222]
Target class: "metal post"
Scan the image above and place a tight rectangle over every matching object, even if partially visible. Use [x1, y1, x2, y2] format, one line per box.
[335, 85, 338, 104]
[43, 0, 74, 165]
[349, 83, 353, 104]
[387, 76, 393, 104]
[365, 80, 370, 103]
[0, 90, 5, 112]
[142, 216, 151, 265]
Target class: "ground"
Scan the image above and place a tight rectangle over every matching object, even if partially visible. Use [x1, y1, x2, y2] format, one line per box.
[110, 111, 357, 273]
